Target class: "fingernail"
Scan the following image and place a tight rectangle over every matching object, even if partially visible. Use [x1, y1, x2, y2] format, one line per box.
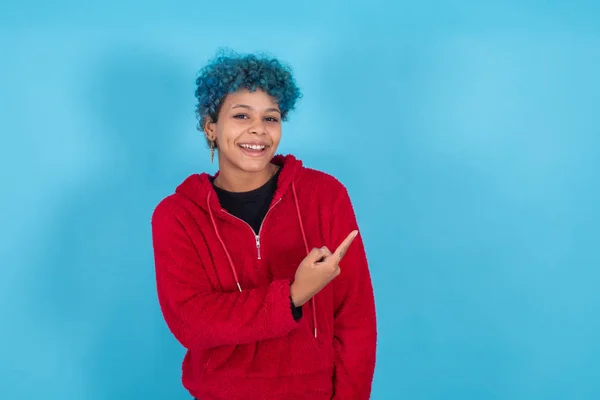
[352, 230, 359, 238]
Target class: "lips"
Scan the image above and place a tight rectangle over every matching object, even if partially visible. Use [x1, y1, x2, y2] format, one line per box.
[239, 143, 266, 151]
[238, 142, 269, 157]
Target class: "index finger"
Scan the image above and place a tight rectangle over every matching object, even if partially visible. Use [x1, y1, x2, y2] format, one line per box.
[333, 230, 359, 260]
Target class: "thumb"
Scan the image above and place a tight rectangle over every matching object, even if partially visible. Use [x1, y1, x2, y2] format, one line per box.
[305, 247, 329, 264]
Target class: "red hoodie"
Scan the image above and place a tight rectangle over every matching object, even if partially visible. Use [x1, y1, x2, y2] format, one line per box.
[151, 155, 377, 400]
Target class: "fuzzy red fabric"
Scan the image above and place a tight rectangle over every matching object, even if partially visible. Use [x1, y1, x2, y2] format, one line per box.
[151, 154, 377, 400]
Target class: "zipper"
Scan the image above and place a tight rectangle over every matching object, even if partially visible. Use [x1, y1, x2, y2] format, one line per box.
[221, 197, 282, 259]
[255, 235, 261, 259]
[255, 198, 282, 259]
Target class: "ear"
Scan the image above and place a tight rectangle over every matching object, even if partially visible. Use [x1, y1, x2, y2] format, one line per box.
[204, 117, 216, 140]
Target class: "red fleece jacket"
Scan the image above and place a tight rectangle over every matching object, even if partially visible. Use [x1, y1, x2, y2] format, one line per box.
[151, 155, 377, 400]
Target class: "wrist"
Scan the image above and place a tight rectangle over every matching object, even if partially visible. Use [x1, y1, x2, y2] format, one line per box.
[290, 282, 303, 307]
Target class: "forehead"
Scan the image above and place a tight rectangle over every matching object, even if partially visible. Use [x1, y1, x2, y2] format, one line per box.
[222, 89, 279, 109]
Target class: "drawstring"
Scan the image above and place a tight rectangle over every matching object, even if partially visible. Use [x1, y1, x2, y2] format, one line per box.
[207, 192, 242, 292]
[207, 185, 318, 338]
[292, 182, 318, 338]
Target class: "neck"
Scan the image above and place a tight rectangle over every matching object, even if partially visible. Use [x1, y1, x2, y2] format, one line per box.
[214, 162, 278, 193]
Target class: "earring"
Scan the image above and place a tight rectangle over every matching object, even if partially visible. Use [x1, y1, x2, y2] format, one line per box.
[210, 140, 215, 164]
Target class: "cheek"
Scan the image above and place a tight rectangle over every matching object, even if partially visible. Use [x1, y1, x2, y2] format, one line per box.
[270, 127, 283, 144]
[216, 123, 242, 146]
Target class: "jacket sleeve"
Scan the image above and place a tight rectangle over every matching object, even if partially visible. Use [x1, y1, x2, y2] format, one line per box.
[330, 187, 377, 400]
[151, 202, 301, 351]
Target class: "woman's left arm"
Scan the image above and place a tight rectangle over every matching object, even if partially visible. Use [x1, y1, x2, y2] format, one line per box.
[329, 186, 377, 400]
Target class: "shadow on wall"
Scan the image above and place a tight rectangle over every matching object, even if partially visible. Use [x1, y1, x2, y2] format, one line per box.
[31, 46, 195, 399]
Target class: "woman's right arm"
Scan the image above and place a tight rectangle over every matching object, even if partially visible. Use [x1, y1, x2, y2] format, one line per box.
[151, 202, 301, 351]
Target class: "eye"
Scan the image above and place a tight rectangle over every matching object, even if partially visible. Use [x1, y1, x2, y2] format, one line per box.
[265, 116, 279, 122]
[233, 114, 248, 119]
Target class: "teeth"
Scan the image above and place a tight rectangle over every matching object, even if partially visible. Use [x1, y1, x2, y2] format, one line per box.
[240, 144, 265, 150]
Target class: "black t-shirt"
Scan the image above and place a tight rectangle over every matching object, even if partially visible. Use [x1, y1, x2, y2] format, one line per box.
[212, 168, 302, 321]
[212, 168, 281, 234]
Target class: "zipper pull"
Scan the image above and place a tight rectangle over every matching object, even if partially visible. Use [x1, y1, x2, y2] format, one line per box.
[255, 235, 261, 259]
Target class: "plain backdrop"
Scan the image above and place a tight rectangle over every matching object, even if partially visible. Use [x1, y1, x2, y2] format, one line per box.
[1, 1, 599, 399]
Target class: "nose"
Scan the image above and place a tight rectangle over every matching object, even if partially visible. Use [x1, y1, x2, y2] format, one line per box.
[249, 119, 267, 135]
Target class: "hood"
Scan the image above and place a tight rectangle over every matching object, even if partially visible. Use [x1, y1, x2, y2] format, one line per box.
[175, 154, 304, 215]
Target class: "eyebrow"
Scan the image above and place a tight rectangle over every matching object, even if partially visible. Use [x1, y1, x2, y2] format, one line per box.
[231, 104, 281, 114]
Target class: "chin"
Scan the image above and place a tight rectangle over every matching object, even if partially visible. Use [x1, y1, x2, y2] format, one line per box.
[236, 155, 274, 173]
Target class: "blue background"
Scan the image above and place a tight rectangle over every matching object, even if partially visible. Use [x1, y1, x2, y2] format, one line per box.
[1, 1, 599, 399]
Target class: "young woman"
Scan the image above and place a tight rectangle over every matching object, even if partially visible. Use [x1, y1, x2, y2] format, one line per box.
[151, 50, 377, 399]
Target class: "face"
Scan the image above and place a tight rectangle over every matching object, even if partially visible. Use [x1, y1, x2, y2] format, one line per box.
[205, 89, 282, 174]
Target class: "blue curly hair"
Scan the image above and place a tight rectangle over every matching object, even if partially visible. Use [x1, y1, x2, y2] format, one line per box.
[194, 48, 302, 144]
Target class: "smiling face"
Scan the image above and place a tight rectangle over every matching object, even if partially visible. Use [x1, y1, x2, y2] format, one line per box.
[205, 89, 282, 178]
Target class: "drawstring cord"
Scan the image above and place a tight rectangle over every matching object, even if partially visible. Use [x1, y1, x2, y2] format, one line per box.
[207, 192, 242, 292]
[292, 182, 318, 338]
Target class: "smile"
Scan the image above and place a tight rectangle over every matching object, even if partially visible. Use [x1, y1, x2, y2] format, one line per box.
[239, 144, 266, 150]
